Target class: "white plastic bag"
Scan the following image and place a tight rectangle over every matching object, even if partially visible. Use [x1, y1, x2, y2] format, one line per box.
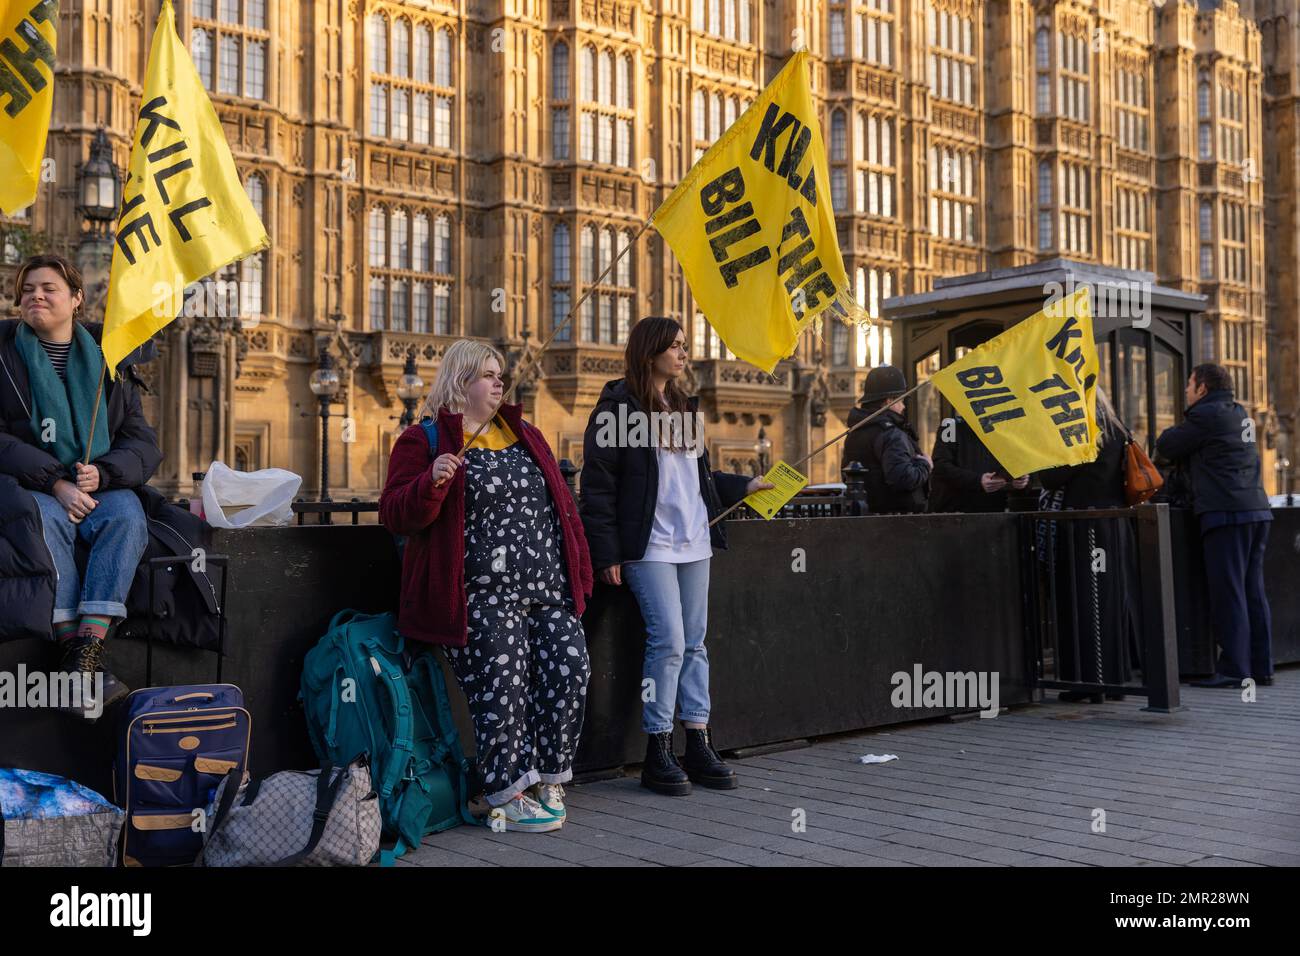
[200, 461, 301, 529]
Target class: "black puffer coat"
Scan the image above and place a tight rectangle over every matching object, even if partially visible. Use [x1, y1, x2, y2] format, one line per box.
[0, 320, 161, 494]
[0, 474, 56, 643]
[579, 379, 751, 571]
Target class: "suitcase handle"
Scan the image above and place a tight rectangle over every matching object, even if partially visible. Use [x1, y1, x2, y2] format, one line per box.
[172, 692, 215, 702]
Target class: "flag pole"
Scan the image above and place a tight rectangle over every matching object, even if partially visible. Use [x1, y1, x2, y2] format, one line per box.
[438, 217, 655, 477]
[708, 379, 932, 526]
[81, 356, 108, 469]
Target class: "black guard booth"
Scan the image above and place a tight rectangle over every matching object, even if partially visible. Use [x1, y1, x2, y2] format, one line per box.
[885, 258, 1225, 676]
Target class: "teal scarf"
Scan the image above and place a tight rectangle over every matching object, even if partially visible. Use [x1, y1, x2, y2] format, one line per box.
[15, 322, 110, 471]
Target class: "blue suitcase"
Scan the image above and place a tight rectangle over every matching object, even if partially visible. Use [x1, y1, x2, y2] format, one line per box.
[114, 685, 251, 867]
[113, 556, 251, 867]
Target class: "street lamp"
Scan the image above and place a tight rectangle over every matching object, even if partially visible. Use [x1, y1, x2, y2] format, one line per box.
[308, 343, 341, 517]
[74, 128, 123, 298]
[76, 128, 121, 233]
[754, 425, 772, 475]
[396, 348, 425, 428]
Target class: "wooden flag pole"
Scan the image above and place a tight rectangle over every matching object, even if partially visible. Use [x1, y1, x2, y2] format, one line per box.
[708, 379, 931, 526]
[81, 357, 108, 469]
[435, 217, 655, 482]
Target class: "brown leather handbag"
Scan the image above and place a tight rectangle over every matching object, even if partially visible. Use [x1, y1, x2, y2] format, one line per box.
[1123, 430, 1164, 506]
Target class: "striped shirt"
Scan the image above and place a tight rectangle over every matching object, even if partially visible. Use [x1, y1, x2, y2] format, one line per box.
[37, 338, 72, 383]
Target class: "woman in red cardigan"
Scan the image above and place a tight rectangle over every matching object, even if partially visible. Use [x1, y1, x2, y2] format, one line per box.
[380, 340, 593, 834]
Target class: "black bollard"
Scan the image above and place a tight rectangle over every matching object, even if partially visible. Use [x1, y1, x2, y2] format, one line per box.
[842, 460, 869, 516]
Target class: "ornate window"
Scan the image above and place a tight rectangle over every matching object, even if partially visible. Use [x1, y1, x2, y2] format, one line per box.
[928, 142, 975, 241]
[856, 0, 894, 68]
[370, 19, 455, 148]
[927, 4, 975, 106]
[552, 42, 570, 160]
[369, 205, 454, 333]
[552, 222, 572, 342]
[191, 0, 268, 99]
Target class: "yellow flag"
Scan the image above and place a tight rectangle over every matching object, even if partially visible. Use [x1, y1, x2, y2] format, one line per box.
[928, 286, 1100, 478]
[0, 0, 57, 215]
[651, 51, 860, 373]
[102, 0, 267, 377]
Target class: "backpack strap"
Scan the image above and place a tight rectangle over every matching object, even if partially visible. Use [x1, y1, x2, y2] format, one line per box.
[362, 638, 415, 800]
[412, 651, 483, 827]
[420, 418, 439, 459]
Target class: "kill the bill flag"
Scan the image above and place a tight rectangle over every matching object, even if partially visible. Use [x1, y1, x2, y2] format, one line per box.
[0, 0, 56, 215]
[651, 50, 865, 374]
[928, 286, 1101, 479]
[101, 0, 268, 377]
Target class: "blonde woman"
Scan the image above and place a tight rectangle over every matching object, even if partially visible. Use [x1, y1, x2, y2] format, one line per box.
[379, 340, 594, 832]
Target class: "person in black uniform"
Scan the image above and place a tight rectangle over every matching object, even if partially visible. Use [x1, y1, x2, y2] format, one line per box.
[929, 416, 1030, 513]
[1038, 390, 1140, 702]
[842, 365, 931, 514]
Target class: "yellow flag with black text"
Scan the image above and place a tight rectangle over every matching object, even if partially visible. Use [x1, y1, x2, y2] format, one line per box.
[102, 0, 267, 377]
[651, 51, 861, 373]
[0, 0, 57, 215]
[928, 286, 1100, 479]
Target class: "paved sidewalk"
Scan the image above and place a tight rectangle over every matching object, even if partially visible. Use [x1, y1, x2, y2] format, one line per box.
[400, 669, 1300, 867]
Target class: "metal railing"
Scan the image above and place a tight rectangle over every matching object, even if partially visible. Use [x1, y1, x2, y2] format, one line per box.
[1018, 503, 1180, 712]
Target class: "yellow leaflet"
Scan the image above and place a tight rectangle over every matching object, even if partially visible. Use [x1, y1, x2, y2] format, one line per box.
[928, 286, 1100, 478]
[0, 0, 57, 215]
[102, 0, 268, 377]
[743, 460, 810, 520]
[652, 51, 862, 374]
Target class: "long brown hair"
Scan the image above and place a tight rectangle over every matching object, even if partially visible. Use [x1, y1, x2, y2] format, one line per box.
[624, 316, 693, 449]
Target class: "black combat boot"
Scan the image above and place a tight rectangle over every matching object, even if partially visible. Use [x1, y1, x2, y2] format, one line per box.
[641, 732, 691, 796]
[54, 635, 130, 721]
[682, 727, 737, 790]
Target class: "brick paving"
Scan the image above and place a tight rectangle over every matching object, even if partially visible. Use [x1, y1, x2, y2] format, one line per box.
[400, 668, 1300, 867]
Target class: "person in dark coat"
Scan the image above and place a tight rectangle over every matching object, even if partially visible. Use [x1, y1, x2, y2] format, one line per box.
[1038, 390, 1140, 702]
[842, 365, 930, 514]
[0, 254, 161, 719]
[380, 339, 593, 833]
[1156, 363, 1272, 687]
[929, 416, 1030, 513]
[579, 317, 770, 797]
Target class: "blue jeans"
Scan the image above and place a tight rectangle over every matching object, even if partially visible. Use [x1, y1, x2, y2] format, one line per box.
[31, 489, 148, 624]
[624, 558, 711, 734]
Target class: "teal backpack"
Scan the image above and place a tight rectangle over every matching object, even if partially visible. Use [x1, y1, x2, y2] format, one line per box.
[300, 610, 479, 862]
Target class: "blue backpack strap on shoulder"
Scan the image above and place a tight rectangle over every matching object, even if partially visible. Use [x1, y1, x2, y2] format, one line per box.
[420, 418, 439, 458]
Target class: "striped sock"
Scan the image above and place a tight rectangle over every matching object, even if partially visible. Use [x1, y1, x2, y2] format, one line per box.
[78, 615, 113, 642]
[54, 620, 79, 643]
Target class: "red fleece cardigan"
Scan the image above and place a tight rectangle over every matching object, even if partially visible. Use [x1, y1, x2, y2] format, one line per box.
[379, 402, 594, 646]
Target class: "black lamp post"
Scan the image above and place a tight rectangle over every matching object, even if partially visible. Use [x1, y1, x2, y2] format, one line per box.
[308, 343, 341, 519]
[754, 425, 772, 475]
[74, 128, 122, 291]
[396, 348, 424, 428]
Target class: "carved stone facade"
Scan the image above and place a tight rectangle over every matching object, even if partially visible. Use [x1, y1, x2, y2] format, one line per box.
[2, 0, 1294, 493]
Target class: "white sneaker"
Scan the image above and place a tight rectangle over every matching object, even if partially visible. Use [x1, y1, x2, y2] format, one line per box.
[534, 783, 566, 820]
[488, 793, 563, 833]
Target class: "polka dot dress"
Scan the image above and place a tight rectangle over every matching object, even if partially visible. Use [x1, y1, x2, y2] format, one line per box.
[445, 425, 590, 807]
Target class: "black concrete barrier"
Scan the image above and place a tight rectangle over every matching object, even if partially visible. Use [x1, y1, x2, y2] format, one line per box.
[4, 507, 1294, 794]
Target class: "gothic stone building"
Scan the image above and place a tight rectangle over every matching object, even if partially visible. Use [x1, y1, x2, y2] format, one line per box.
[2, 0, 1297, 495]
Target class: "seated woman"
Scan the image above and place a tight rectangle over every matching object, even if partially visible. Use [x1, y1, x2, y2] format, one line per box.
[380, 340, 593, 833]
[0, 254, 161, 719]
